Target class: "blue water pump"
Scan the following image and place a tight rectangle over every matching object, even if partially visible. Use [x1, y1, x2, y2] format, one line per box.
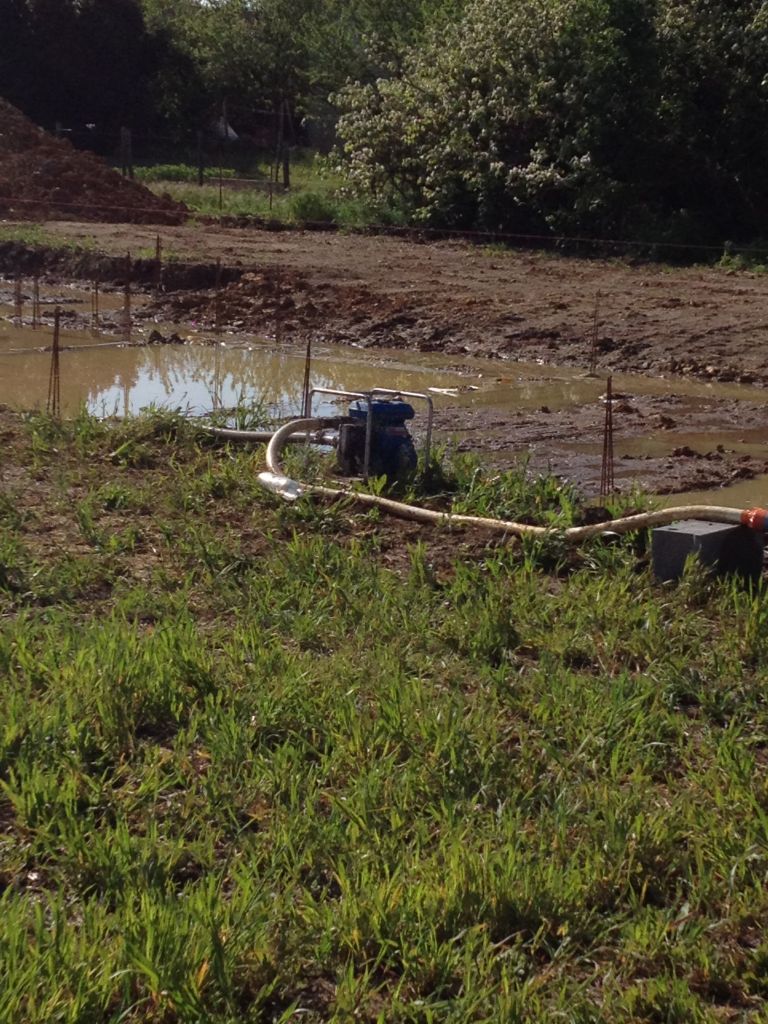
[337, 398, 418, 480]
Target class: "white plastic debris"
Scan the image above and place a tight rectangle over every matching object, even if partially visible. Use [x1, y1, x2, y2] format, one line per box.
[257, 471, 304, 501]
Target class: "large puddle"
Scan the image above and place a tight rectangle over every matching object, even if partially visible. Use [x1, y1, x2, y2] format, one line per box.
[2, 278, 768, 502]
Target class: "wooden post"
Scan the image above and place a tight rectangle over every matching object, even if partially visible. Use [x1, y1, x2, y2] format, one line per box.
[47, 308, 61, 417]
[281, 99, 291, 190]
[273, 99, 284, 193]
[218, 142, 224, 216]
[120, 127, 129, 177]
[126, 128, 134, 179]
[196, 130, 204, 187]
[218, 99, 225, 216]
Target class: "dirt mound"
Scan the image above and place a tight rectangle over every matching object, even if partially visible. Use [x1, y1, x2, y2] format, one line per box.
[146, 266, 468, 351]
[0, 99, 186, 225]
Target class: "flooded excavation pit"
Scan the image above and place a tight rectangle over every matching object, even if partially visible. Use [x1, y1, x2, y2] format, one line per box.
[2, 275, 768, 501]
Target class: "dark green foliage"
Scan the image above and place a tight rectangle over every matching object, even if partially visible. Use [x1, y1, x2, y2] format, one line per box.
[336, 0, 768, 244]
[0, 0, 204, 137]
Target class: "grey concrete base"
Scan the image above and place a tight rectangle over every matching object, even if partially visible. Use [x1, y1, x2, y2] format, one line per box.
[651, 520, 764, 584]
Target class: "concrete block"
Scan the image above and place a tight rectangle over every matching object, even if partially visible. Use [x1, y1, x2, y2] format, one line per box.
[651, 519, 764, 584]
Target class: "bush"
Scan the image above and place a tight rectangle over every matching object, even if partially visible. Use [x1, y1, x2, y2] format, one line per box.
[335, 0, 768, 244]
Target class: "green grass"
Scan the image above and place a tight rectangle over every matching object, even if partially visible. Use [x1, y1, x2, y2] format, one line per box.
[134, 164, 239, 184]
[2, 407, 768, 1021]
[150, 152, 404, 229]
[0, 223, 98, 250]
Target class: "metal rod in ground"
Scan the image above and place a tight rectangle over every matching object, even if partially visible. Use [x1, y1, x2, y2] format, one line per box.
[32, 276, 41, 328]
[214, 258, 222, 338]
[47, 308, 61, 417]
[274, 265, 282, 344]
[154, 234, 163, 298]
[123, 254, 132, 344]
[599, 375, 615, 499]
[218, 139, 224, 217]
[91, 276, 100, 336]
[301, 337, 312, 416]
[13, 274, 22, 325]
[589, 290, 601, 375]
[196, 130, 204, 187]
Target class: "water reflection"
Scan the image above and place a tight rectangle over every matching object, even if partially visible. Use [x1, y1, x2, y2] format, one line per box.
[0, 326, 470, 419]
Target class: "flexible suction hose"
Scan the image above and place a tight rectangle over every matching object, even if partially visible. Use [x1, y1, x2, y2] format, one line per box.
[258, 417, 768, 542]
[204, 425, 337, 445]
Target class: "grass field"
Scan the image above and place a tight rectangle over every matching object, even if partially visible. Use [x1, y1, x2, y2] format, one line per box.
[146, 153, 402, 229]
[2, 407, 768, 1022]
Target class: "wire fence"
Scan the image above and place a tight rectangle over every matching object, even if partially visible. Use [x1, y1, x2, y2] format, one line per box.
[2, 191, 768, 262]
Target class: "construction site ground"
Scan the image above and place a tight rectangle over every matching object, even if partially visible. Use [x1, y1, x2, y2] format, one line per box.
[7, 218, 768, 498]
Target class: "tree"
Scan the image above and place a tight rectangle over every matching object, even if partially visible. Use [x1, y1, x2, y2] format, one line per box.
[0, 0, 203, 138]
[335, 0, 768, 243]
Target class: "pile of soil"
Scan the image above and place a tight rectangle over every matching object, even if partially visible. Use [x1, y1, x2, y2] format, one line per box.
[143, 266, 461, 350]
[0, 99, 185, 225]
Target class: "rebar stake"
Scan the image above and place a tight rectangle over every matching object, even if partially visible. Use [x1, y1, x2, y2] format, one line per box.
[13, 274, 23, 326]
[214, 257, 222, 340]
[275, 265, 282, 345]
[588, 290, 601, 376]
[47, 308, 61, 417]
[31, 276, 41, 329]
[599, 375, 615, 499]
[123, 253, 132, 344]
[91, 276, 100, 337]
[301, 337, 312, 416]
[154, 234, 163, 299]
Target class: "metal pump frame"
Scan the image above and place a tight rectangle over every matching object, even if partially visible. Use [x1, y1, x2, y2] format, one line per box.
[307, 386, 434, 481]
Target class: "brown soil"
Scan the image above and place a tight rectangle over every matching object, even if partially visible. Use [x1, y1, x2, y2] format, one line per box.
[28, 221, 768, 387]
[0, 405, 504, 610]
[7, 220, 768, 496]
[437, 395, 768, 495]
[0, 100, 186, 225]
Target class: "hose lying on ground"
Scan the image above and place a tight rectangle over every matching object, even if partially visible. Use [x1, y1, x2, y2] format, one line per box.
[254, 417, 768, 543]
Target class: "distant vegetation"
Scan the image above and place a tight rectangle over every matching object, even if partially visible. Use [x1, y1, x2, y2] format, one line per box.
[2, 0, 768, 244]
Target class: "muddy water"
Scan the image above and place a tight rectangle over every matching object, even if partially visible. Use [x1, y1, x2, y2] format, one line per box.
[2, 280, 768, 502]
[661, 475, 768, 508]
[4, 312, 766, 419]
[0, 316, 478, 418]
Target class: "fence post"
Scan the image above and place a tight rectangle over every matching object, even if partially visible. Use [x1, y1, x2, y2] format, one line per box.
[281, 99, 291, 190]
[196, 130, 204, 186]
[120, 127, 133, 179]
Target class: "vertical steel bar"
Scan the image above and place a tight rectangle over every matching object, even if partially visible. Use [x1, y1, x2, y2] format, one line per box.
[47, 307, 61, 417]
[599, 376, 615, 499]
[589, 290, 600, 376]
[123, 253, 132, 344]
[32, 276, 41, 329]
[13, 274, 22, 326]
[301, 337, 312, 417]
[91, 276, 100, 336]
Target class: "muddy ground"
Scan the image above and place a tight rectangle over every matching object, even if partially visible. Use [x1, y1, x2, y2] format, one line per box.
[5, 220, 768, 496]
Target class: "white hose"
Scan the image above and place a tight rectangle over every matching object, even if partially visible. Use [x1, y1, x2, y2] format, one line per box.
[259, 417, 766, 543]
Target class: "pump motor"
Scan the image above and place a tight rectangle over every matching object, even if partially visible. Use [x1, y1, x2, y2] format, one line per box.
[337, 398, 417, 480]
